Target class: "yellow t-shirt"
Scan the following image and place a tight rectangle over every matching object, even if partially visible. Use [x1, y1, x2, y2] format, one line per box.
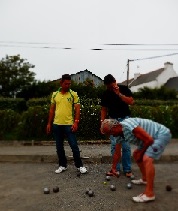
[51, 89, 80, 125]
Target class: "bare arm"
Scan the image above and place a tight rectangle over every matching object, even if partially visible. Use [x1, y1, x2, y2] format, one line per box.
[74, 103, 80, 121]
[101, 106, 108, 121]
[113, 86, 134, 105]
[100, 106, 108, 133]
[46, 104, 56, 134]
[118, 95, 134, 105]
[71, 103, 80, 132]
[132, 126, 154, 162]
[133, 126, 154, 146]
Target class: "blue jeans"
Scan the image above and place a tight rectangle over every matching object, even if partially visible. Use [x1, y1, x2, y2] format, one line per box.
[110, 117, 131, 173]
[53, 124, 83, 168]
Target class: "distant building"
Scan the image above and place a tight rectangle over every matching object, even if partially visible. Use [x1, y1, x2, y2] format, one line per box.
[120, 62, 178, 92]
[70, 69, 103, 87]
[51, 69, 103, 87]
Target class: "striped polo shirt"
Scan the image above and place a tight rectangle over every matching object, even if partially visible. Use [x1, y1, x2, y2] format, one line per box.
[117, 118, 170, 146]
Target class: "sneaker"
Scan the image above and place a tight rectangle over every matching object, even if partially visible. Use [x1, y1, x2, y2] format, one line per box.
[132, 193, 155, 203]
[131, 178, 147, 185]
[55, 166, 67, 174]
[77, 167, 87, 174]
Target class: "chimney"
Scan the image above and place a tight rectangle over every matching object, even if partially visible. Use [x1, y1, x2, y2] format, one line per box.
[134, 73, 140, 80]
[164, 62, 173, 69]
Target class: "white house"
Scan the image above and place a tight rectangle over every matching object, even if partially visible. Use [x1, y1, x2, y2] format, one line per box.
[125, 62, 178, 92]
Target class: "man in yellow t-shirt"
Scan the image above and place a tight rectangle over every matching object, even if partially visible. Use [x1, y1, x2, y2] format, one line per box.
[46, 74, 87, 174]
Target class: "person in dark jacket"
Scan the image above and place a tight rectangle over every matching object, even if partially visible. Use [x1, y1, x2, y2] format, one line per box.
[100, 74, 134, 177]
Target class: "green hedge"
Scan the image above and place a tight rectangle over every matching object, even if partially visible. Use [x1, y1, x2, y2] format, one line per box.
[0, 110, 20, 139]
[0, 104, 178, 140]
[134, 99, 178, 106]
[1, 97, 177, 111]
[0, 98, 27, 112]
[26, 98, 50, 108]
[130, 105, 177, 136]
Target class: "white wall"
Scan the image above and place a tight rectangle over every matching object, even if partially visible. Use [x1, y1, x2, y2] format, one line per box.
[130, 62, 178, 92]
[131, 80, 157, 92]
[157, 63, 177, 86]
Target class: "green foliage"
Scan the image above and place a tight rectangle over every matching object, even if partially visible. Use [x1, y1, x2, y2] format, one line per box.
[17, 80, 58, 100]
[0, 110, 20, 139]
[71, 82, 105, 99]
[0, 98, 27, 112]
[1, 100, 178, 140]
[15, 78, 105, 100]
[16, 106, 51, 140]
[26, 98, 50, 108]
[134, 86, 177, 100]
[0, 55, 36, 97]
[130, 105, 178, 137]
[134, 99, 178, 106]
[169, 105, 178, 138]
[77, 104, 104, 140]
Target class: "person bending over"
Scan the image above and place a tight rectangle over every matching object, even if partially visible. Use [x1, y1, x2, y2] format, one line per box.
[101, 118, 171, 203]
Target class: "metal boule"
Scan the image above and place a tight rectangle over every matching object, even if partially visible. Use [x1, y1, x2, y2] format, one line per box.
[88, 190, 94, 197]
[110, 184, 116, 191]
[44, 187, 50, 194]
[53, 186, 59, 193]
[127, 183, 132, 189]
[106, 176, 111, 181]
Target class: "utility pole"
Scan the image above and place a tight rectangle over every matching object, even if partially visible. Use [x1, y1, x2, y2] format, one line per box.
[127, 59, 130, 86]
[127, 59, 134, 86]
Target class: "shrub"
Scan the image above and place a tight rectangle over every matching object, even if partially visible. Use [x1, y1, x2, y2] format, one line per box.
[16, 105, 51, 140]
[0, 109, 20, 139]
[0, 98, 26, 112]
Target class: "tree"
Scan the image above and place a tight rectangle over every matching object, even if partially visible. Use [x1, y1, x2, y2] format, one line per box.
[134, 86, 177, 100]
[17, 80, 58, 100]
[0, 55, 36, 97]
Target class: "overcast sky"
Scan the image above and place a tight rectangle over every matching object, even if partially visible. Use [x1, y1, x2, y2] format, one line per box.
[0, 0, 178, 83]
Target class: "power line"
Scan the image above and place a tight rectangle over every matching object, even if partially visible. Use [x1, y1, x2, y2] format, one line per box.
[104, 43, 178, 46]
[0, 41, 63, 45]
[1, 41, 178, 46]
[1, 44, 178, 51]
[129, 52, 178, 62]
[1, 41, 178, 50]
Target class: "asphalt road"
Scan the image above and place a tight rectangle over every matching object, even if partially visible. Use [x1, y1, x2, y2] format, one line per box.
[0, 162, 178, 211]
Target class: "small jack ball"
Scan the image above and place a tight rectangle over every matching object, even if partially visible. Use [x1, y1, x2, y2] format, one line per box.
[166, 185, 172, 191]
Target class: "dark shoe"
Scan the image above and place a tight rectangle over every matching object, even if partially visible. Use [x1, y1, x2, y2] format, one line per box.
[106, 169, 120, 177]
[125, 172, 133, 178]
